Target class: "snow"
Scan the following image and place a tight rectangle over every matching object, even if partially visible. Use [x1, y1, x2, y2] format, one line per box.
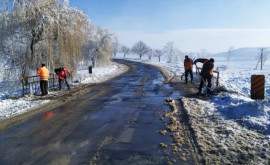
[124, 48, 270, 136]
[0, 46, 269, 162]
[0, 62, 128, 119]
[0, 98, 49, 119]
[117, 47, 270, 163]
[181, 97, 270, 164]
[212, 56, 270, 136]
[75, 63, 127, 84]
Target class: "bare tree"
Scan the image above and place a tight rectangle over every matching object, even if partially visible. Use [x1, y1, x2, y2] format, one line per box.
[163, 42, 179, 63]
[153, 49, 163, 62]
[131, 41, 150, 60]
[120, 45, 130, 58]
[197, 49, 210, 58]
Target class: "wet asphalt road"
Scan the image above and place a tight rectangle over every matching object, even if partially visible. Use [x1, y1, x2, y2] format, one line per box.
[0, 60, 193, 165]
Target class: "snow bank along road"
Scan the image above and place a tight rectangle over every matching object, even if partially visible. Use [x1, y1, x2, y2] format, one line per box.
[0, 60, 203, 165]
[156, 64, 270, 164]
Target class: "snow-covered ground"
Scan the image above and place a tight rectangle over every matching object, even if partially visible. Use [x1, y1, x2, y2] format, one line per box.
[0, 62, 128, 119]
[75, 63, 127, 84]
[0, 47, 269, 162]
[126, 49, 270, 136]
[212, 57, 270, 136]
[1, 47, 269, 158]
[181, 97, 270, 164]
[122, 47, 270, 163]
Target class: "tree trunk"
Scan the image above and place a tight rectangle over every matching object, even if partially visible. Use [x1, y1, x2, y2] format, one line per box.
[30, 38, 34, 61]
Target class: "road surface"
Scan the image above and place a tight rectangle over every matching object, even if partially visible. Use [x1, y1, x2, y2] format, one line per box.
[0, 60, 199, 165]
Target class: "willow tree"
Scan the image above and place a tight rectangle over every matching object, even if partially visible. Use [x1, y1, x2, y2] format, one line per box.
[0, 0, 89, 78]
[92, 27, 117, 67]
[163, 42, 178, 63]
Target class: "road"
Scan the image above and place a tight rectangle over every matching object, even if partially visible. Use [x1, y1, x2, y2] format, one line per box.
[0, 60, 199, 165]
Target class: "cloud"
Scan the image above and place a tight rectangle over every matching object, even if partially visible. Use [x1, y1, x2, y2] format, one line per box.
[116, 29, 270, 53]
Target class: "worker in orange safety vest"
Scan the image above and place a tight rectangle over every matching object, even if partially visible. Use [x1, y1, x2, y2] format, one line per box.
[55, 67, 71, 90]
[194, 58, 214, 95]
[184, 55, 193, 83]
[37, 64, 50, 96]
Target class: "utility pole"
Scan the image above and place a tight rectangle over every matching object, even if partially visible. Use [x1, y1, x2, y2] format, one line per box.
[260, 48, 265, 70]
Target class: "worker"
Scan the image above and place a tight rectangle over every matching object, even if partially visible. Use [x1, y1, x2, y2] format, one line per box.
[37, 64, 50, 96]
[55, 67, 71, 90]
[184, 55, 193, 83]
[194, 58, 215, 95]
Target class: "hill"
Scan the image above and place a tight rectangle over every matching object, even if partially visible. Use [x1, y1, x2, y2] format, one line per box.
[211, 47, 270, 61]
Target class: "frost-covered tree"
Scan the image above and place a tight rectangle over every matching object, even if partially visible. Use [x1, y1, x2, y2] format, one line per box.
[120, 45, 130, 58]
[0, 0, 90, 77]
[131, 41, 150, 60]
[93, 28, 116, 67]
[81, 40, 98, 68]
[0, 0, 117, 81]
[163, 42, 180, 63]
[81, 28, 116, 69]
[153, 49, 163, 62]
[197, 49, 210, 58]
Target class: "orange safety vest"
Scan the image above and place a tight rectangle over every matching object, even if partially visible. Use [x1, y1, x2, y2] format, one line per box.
[202, 60, 214, 75]
[37, 66, 49, 81]
[184, 59, 193, 70]
[57, 68, 71, 80]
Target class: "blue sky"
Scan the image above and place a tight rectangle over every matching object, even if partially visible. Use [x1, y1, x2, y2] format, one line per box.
[69, 0, 270, 53]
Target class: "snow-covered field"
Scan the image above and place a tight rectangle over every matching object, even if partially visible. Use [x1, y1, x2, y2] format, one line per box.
[0, 62, 128, 119]
[130, 50, 270, 136]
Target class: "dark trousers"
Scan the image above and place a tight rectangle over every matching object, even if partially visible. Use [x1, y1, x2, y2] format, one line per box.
[199, 74, 212, 93]
[185, 69, 193, 83]
[40, 80, 48, 95]
[59, 76, 70, 90]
